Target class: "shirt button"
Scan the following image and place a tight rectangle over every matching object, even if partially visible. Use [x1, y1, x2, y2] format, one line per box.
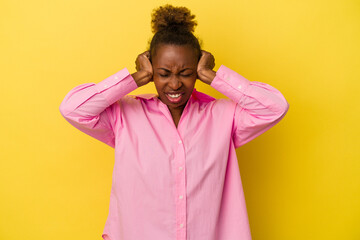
[226, 76, 231, 81]
[115, 76, 118, 79]
[104, 84, 108, 88]
[178, 140, 182, 144]
[238, 85, 242, 89]
[179, 195, 183, 199]
[179, 166, 183, 171]
[180, 223, 184, 228]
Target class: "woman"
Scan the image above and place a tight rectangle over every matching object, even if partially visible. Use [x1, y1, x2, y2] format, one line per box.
[59, 4, 289, 240]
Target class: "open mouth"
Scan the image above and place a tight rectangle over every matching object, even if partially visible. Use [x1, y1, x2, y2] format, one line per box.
[166, 93, 184, 103]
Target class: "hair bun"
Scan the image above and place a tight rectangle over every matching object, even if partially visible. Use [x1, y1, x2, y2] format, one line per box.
[151, 4, 197, 33]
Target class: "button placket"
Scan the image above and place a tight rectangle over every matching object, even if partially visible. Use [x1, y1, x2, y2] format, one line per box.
[175, 137, 186, 240]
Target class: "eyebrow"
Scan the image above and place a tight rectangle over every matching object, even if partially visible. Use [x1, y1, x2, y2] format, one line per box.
[157, 68, 193, 72]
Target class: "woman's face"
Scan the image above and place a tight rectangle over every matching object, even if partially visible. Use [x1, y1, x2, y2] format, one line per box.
[151, 44, 198, 113]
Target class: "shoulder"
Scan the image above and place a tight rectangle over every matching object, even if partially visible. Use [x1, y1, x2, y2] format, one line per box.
[107, 93, 157, 116]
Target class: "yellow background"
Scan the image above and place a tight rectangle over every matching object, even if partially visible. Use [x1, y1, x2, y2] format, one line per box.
[1, 0, 359, 239]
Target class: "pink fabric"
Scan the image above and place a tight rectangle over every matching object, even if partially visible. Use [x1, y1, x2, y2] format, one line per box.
[59, 65, 289, 240]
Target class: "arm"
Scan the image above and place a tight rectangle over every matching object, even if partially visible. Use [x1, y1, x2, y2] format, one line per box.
[210, 65, 289, 148]
[59, 69, 138, 148]
[197, 50, 289, 148]
[59, 51, 153, 148]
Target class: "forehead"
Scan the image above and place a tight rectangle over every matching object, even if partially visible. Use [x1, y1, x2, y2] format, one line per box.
[152, 44, 198, 69]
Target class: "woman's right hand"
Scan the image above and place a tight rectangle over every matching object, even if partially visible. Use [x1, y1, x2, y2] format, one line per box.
[131, 51, 153, 87]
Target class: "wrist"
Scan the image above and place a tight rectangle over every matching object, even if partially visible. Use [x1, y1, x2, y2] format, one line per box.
[198, 69, 216, 85]
[131, 70, 152, 87]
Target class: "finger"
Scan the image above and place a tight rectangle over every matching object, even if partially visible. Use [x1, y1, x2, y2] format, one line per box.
[202, 50, 209, 55]
[142, 52, 150, 59]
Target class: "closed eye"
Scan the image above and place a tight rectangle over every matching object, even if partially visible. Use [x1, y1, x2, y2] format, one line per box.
[159, 72, 193, 77]
[181, 73, 192, 77]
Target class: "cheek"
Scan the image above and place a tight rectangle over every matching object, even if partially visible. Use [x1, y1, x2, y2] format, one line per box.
[184, 77, 197, 88]
[153, 78, 164, 91]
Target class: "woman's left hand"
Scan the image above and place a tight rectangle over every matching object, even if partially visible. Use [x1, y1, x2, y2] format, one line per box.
[197, 50, 216, 85]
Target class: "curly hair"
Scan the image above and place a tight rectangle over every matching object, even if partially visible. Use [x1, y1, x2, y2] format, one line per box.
[148, 4, 202, 61]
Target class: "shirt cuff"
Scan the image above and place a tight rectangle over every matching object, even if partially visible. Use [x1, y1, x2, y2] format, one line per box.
[95, 68, 138, 105]
[210, 65, 251, 103]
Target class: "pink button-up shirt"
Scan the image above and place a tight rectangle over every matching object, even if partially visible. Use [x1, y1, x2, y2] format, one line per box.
[59, 65, 289, 240]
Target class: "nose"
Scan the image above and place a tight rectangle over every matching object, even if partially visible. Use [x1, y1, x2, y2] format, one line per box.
[168, 75, 182, 90]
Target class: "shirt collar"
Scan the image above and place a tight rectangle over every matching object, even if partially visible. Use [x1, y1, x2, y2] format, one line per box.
[134, 93, 157, 100]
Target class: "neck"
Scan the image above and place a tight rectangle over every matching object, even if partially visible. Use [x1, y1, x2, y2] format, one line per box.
[168, 105, 185, 118]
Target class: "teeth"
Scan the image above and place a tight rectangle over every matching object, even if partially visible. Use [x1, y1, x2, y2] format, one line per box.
[168, 93, 181, 98]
